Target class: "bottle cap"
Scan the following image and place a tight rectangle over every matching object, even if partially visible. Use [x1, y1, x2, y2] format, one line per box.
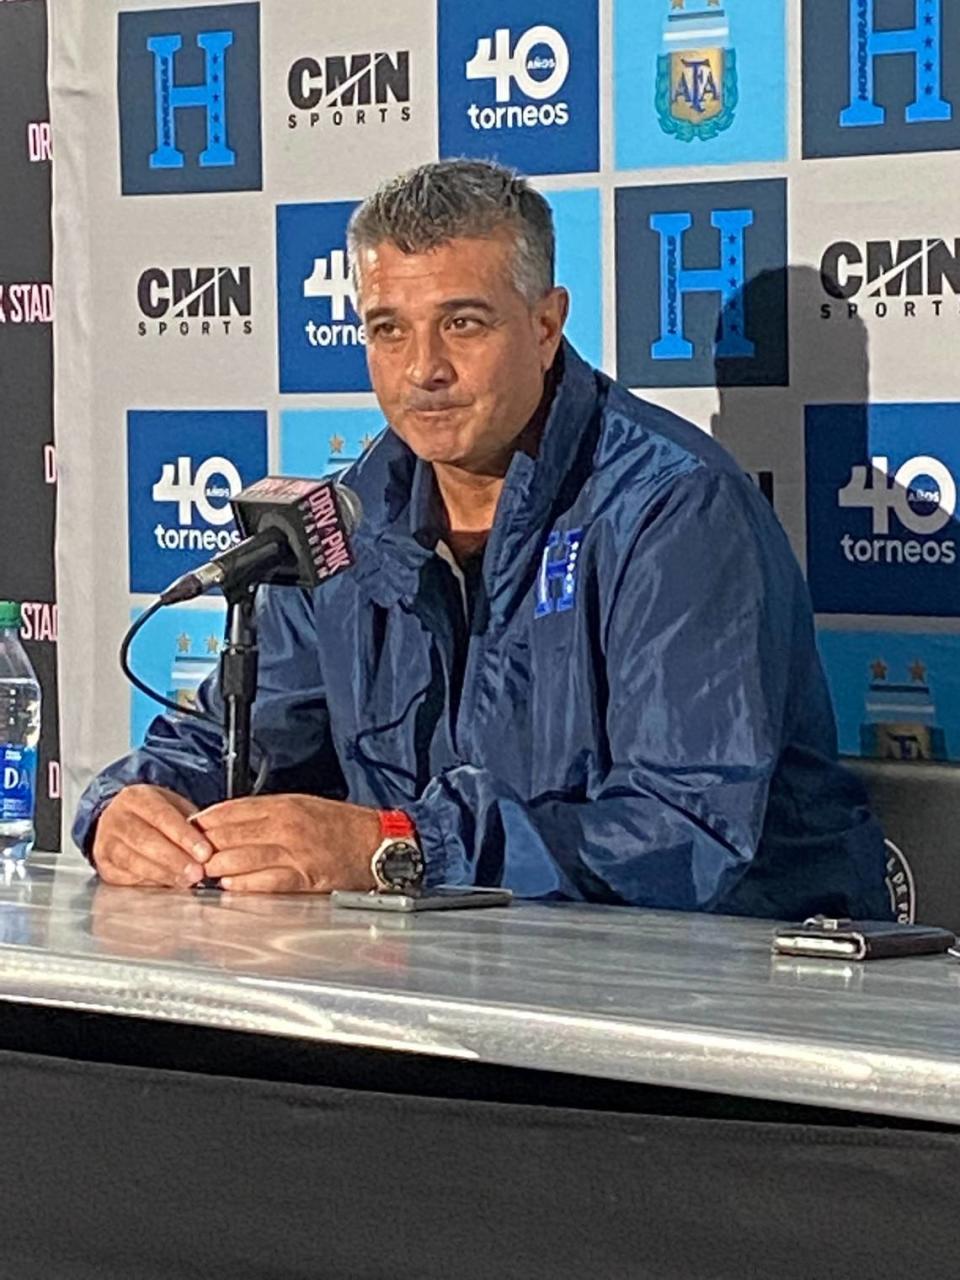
[0, 602, 22, 629]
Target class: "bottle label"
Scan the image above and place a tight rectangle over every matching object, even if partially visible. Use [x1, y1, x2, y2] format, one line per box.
[0, 744, 38, 823]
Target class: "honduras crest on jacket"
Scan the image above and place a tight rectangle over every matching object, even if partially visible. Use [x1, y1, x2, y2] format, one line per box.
[656, 0, 737, 142]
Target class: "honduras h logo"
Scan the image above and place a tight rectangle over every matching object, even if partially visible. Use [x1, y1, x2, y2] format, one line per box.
[118, 3, 262, 196]
[800, 0, 959, 160]
[840, 0, 950, 130]
[614, 178, 787, 388]
[535, 528, 583, 618]
[655, 0, 737, 142]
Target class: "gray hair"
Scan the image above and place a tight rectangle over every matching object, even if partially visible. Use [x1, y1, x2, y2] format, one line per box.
[347, 159, 555, 304]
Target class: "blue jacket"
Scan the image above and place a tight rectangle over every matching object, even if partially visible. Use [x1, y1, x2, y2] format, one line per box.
[74, 344, 889, 918]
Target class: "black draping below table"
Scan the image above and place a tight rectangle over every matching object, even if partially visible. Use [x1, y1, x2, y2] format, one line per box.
[0, 1038, 956, 1280]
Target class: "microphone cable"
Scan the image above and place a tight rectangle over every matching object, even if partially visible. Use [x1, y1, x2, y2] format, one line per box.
[119, 597, 270, 796]
[120, 598, 206, 723]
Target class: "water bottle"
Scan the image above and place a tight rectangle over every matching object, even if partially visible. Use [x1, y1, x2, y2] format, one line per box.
[0, 602, 41, 860]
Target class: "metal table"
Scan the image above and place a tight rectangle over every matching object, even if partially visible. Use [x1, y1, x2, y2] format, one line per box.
[2, 851, 959, 1125]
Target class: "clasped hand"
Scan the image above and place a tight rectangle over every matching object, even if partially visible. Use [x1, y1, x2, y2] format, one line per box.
[92, 784, 381, 893]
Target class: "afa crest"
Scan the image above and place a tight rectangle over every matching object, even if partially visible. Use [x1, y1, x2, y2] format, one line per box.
[860, 657, 948, 762]
[656, 0, 737, 142]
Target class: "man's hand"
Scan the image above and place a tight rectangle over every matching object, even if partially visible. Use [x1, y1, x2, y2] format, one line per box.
[193, 794, 382, 893]
[91, 785, 214, 888]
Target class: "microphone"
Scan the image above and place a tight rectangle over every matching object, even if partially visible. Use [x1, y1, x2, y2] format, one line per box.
[158, 476, 363, 605]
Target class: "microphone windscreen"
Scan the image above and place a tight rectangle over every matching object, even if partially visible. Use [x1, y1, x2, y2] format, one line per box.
[231, 475, 362, 590]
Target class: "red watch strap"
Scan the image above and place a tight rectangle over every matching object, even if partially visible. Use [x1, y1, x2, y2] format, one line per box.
[378, 809, 417, 841]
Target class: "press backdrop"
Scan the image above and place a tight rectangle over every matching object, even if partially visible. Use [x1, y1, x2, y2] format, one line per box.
[48, 0, 960, 866]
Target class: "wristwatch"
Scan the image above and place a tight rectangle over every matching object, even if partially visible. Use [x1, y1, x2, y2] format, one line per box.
[370, 809, 424, 894]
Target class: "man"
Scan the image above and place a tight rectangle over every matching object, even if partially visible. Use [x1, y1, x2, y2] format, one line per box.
[74, 159, 888, 917]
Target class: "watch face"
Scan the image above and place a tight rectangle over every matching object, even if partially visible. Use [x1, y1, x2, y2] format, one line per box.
[379, 840, 423, 888]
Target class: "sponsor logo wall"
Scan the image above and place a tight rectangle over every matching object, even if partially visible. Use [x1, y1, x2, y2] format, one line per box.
[47, 0, 960, 875]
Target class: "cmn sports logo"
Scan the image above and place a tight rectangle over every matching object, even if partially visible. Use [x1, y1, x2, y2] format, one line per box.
[118, 3, 262, 195]
[819, 235, 960, 323]
[286, 48, 412, 130]
[136, 265, 252, 337]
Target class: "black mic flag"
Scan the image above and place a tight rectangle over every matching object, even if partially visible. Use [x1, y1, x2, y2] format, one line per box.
[158, 476, 363, 605]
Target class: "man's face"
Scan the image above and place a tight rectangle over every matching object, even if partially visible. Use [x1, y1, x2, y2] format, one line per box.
[356, 230, 567, 473]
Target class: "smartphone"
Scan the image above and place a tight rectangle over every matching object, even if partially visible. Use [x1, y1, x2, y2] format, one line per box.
[331, 886, 513, 913]
[772, 916, 955, 961]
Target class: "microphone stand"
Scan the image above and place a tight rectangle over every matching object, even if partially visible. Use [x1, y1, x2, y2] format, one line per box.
[195, 584, 258, 891]
[220, 585, 258, 800]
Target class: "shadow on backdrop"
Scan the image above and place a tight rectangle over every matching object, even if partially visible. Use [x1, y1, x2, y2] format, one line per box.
[711, 263, 869, 566]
